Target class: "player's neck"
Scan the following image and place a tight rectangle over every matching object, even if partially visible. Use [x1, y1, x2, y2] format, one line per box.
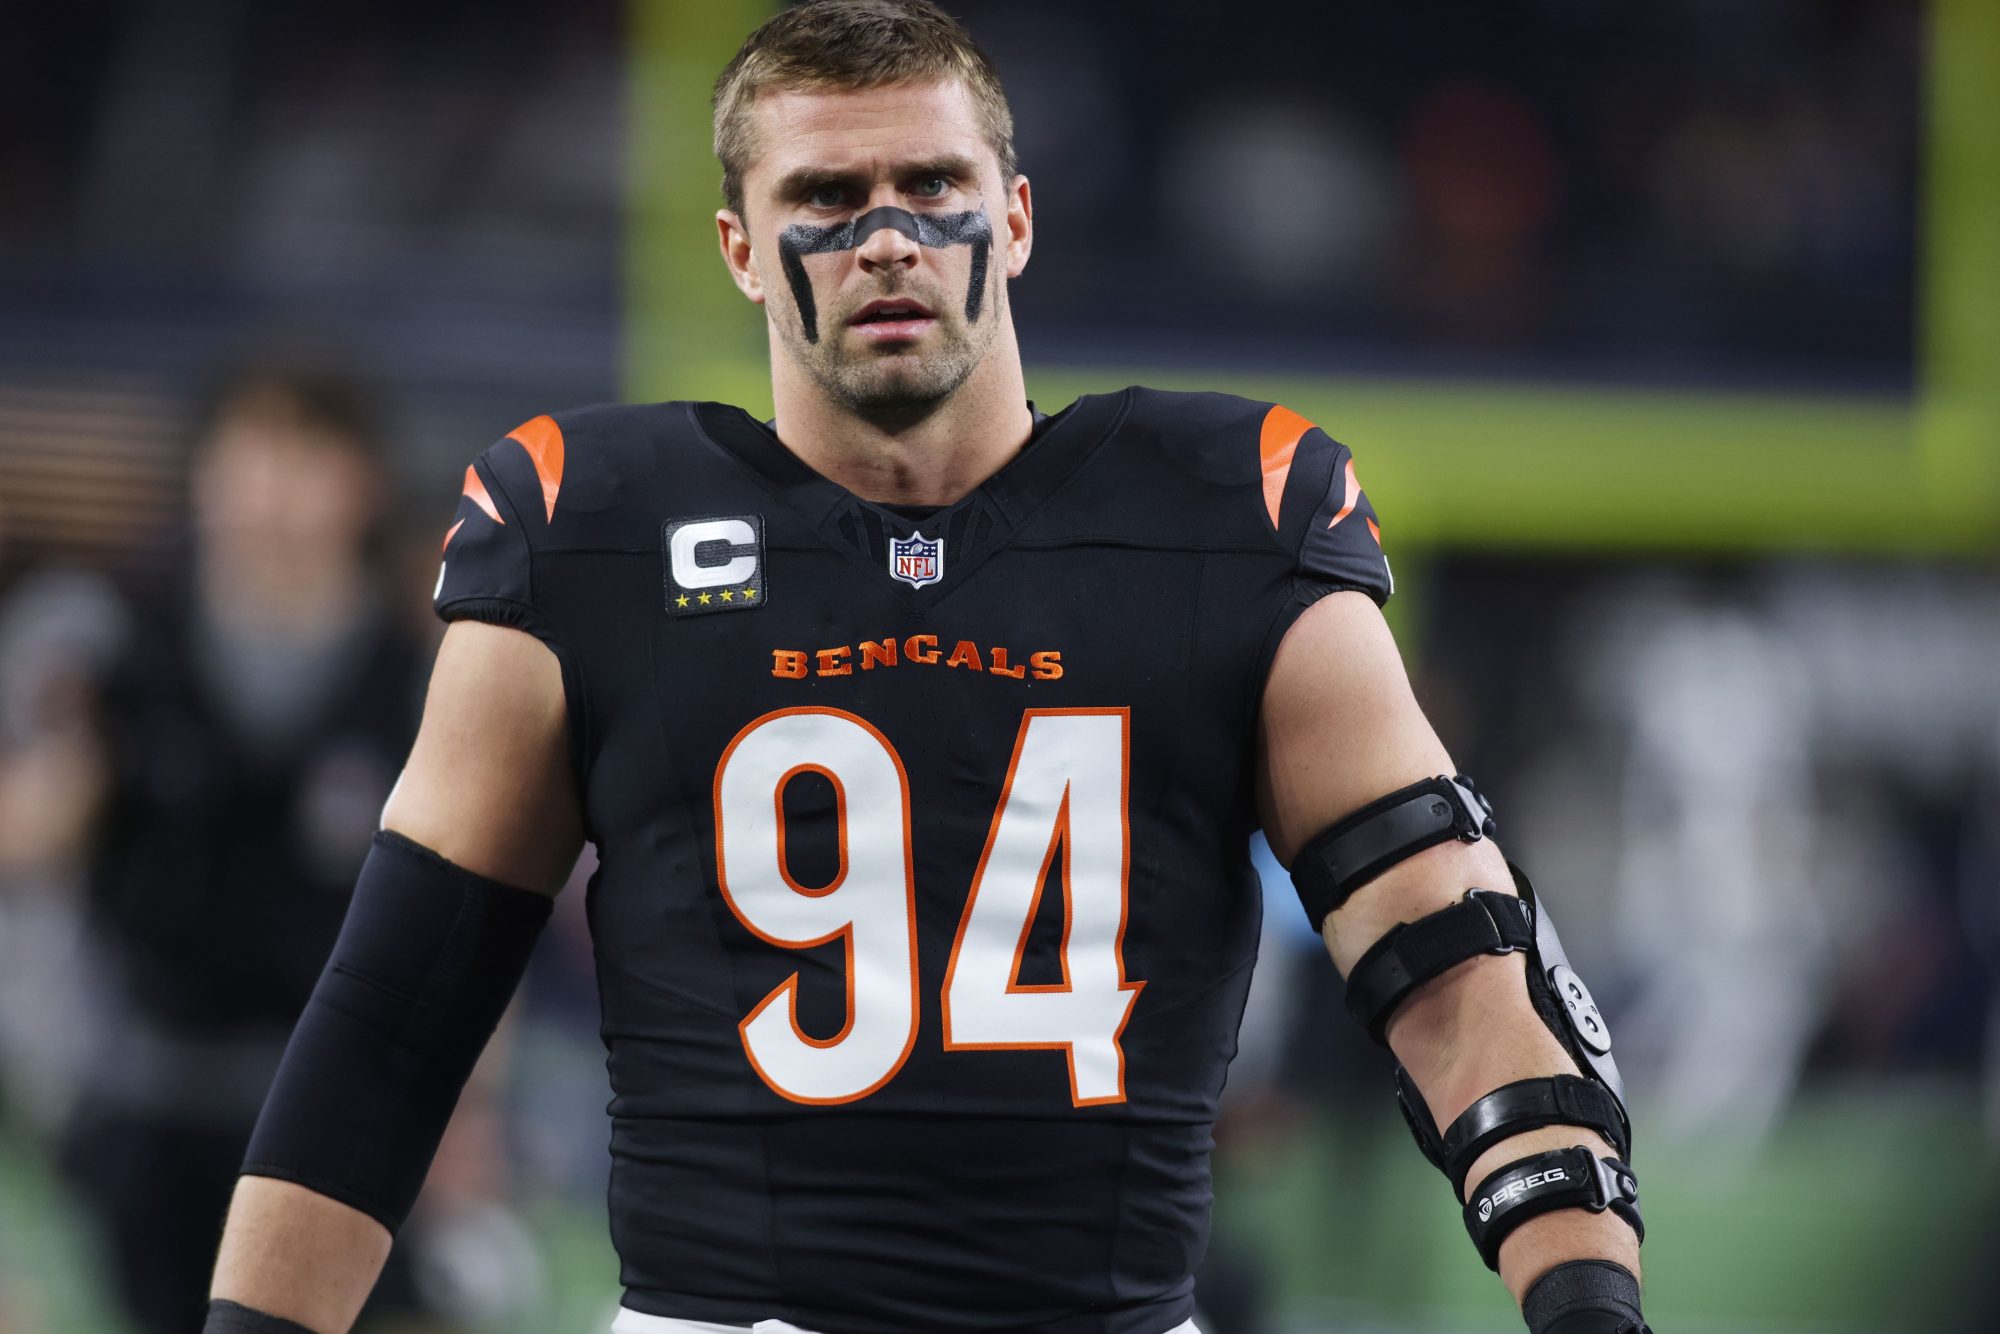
[769, 334, 1034, 508]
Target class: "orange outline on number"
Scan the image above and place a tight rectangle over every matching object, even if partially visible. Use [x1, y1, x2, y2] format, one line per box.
[940, 707, 1144, 1108]
[712, 707, 921, 1106]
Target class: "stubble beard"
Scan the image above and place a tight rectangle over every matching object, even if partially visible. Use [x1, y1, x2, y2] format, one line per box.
[776, 276, 1002, 424]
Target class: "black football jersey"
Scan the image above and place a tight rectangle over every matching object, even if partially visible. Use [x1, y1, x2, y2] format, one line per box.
[435, 389, 1390, 1334]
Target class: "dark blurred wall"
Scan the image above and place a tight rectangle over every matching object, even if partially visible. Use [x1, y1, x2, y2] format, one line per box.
[0, 0, 626, 564]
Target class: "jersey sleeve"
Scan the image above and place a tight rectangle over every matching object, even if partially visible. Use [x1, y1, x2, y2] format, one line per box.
[1268, 408, 1394, 606]
[1241, 402, 1398, 710]
[433, 421, 561, 642]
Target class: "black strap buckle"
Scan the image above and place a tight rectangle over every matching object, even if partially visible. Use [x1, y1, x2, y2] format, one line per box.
[1290, 774, 1499, 931]
[1343, 888, 1534, 1042]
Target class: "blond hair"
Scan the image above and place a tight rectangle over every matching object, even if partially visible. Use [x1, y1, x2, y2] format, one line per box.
[712, 0, 1018, 219]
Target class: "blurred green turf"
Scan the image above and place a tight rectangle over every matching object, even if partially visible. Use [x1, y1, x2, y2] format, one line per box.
[3, 1087, 1991, 1333]
[0, 1119, 129, 1331]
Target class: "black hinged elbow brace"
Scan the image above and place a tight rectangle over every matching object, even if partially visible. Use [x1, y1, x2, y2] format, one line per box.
[1288, 777, 1641, 1264]
[240, 831, 552, 1233]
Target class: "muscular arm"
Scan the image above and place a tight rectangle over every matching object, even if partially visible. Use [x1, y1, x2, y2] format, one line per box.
[1257, 591, 1639, 1306]
[210, 620, 583, 1333]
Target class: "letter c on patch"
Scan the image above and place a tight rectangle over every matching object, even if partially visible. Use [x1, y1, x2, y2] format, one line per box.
[671, 518, 758, 588]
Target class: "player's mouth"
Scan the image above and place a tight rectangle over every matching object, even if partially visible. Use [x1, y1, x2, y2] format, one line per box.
[847, 298, 936, 342]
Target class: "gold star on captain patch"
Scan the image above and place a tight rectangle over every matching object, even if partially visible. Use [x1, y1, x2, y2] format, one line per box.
[743, 587, 758, 599]
[720, 589, 734, 602]
[697, 592, 712, 605]
[675, 594, 690, 608]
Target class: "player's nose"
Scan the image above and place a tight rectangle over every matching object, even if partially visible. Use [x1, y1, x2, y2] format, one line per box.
[855, 215, 920, 272]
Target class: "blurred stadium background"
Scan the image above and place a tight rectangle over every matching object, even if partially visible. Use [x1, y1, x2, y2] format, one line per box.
[2, 1, 1996, 1331]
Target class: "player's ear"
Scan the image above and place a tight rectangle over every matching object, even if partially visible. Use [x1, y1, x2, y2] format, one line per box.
[717, 210, 765, 305]
[1003, 174, 1032, 279]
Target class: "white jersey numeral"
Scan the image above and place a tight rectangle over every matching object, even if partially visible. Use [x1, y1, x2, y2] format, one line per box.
[711, 707, 1139, 1107]
[942, 710, 1140, 1105]
[713, 708, 919, 1104]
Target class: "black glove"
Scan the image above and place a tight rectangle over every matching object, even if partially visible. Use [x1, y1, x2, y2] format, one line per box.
[1523, 1260, 1651, 1333]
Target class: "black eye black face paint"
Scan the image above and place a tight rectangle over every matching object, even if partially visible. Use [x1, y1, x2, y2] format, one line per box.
[778, 206, 993, 344]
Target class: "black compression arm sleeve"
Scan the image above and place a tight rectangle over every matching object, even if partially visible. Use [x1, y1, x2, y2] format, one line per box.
[241, 831, 552, 1233]
[204, 1299, 319, 1333]
[1522, 1260, 1650, 1333]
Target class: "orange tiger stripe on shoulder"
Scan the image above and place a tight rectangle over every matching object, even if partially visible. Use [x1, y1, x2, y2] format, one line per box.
[461, 464, 504, 525]
[1258, 405, 1314, 530]
[506, 415, 566, 521]
[1327, 457, 1362, 530]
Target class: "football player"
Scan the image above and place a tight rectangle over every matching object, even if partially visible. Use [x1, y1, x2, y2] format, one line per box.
[206, 2, 1648, 1332]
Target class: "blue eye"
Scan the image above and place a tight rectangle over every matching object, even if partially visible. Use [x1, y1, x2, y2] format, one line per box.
[808, 185, 846, 209]
[912, 176, 949, 199]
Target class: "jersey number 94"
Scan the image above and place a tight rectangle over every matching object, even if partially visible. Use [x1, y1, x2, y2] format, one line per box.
[713, 707, 1144, 1107]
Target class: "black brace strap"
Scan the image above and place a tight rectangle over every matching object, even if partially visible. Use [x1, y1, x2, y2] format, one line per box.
[1464, 1147, 1643, 1271]
[1344, 888, 1532, 1042]
[1290, 775, 1496, 932]
[1428, 1075, 1633, 1197]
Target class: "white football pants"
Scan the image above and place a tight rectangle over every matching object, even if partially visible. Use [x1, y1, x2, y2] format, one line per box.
[611, 1310, 1201, 1334]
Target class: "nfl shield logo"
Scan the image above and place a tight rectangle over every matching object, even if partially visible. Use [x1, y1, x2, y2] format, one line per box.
[889, 531, 944, 588]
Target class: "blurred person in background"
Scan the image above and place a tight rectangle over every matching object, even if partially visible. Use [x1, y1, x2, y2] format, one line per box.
[0, 362, 524, 1334]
